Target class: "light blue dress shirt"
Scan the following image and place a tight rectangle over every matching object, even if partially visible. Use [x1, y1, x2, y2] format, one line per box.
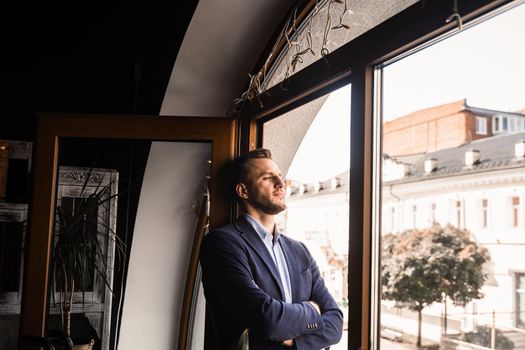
[244, 214, 293, 303]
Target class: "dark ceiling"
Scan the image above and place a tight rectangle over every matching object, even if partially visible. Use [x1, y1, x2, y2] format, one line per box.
[1, 1, 200, 137]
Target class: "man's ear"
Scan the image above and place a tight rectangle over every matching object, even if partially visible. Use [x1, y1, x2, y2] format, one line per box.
[236, 183, 249, 199]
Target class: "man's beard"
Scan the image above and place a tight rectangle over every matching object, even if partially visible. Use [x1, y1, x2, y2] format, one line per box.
[249, 194, 286, 215]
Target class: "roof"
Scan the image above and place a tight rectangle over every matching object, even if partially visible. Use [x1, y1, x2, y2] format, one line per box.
[287, 170, 350, 199]
[386, 132, 525, 184]
[384, 99, 525, 134]
[465, 104, 525, 118]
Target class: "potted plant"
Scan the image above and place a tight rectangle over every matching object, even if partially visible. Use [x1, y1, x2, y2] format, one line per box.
[50, 167, 126, 349]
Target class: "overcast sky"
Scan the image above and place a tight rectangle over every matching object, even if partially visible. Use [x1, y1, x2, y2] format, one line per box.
[383, 1, 525, 121]
[287, 2, 525, 182]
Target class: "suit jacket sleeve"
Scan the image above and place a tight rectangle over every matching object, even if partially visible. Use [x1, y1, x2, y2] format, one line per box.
[294, 242, 344, 350]
[200, 229, 325, 342]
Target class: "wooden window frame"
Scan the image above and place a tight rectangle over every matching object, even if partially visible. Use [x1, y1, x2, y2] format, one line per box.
[239, 1, 513, 349]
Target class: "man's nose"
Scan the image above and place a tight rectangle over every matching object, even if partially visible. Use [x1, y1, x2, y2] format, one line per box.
[274, 176, 284, 187]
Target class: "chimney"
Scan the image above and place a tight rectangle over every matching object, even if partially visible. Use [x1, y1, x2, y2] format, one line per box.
[465, 149, 480, 166]
[424, 158, 438, 174]
[330, 177, 340, 190]
[515, 140, 525, 158]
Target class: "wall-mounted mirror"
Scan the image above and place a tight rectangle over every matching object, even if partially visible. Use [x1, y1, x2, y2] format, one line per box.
[19, 115, 235, 350]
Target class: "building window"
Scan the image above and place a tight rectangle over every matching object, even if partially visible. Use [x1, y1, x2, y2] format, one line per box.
[412, 205, 417, 228]
[512, 196, 520, 227]
[391, 207, 396, 232]
[494, 116, 500, 132]
[514, 118, 524, 132]
[515, 272, 525, 328]
[482, 199, 488, 228]
[476, 116, 487, 135]
[503, 117, 509, 131]
[510, 118, 517, 133]
[456, 200, 463, 228]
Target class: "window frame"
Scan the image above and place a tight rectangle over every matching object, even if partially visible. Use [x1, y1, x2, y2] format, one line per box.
[456, 200, 463, 228]
[431, 202, 437, 223]
[494, 116, 501, 132]
[476, 116, 488, 135]
[503, 116, 509, 130]
[512, 270, 525, 328]
[512, 195, 521, 227]
[482, 198, 489, 228]
[238, 1, 515, 349]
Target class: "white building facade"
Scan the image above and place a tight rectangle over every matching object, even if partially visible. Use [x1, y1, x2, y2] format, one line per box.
[383, 133, 525, 332]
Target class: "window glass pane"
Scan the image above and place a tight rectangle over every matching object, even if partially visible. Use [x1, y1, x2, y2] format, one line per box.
[476, 117, 487, 135]
[482, 199, 488, 228]
[377, 3, 525, 349]
[264, 0, 418, 91]
[516, 273, 525, 327]
[263, 84, 351, 349]
[494, 117, 500, 132]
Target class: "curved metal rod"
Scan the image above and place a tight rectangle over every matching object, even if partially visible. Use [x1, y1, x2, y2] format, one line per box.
[446, 0, 463, 30]
[446, 12, 463, 30]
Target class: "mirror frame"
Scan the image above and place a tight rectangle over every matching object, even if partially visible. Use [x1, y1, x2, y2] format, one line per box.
[19, 113, 236, 348]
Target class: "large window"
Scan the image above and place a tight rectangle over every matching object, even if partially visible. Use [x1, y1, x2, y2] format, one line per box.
[376, 2, 525, 348]
[262, 84, 351, 349]
[240, 1, 524, 349]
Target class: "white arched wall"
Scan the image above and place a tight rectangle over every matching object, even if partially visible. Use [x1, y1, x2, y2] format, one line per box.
[160, 0, 294, 117]
[120, 2, 300, 348]
[118, 141, 211, 350]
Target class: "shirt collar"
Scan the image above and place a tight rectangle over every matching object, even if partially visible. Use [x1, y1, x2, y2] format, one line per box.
[243, 214, 281, 246]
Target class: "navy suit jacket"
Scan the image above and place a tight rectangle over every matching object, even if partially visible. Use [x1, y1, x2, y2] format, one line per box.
[200, 215, 343, 350]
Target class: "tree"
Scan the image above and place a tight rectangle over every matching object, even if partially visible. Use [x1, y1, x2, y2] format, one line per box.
[381, 223, 490, 348]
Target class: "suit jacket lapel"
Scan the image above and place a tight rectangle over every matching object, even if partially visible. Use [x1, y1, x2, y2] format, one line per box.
[235, 216, 286, 300]
[279, 236, 301, 302]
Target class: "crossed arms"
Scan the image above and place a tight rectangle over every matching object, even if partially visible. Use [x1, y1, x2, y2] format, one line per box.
[200, 230, 343, 349]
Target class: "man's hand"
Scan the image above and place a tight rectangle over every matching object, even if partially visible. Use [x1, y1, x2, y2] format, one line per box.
[308, 301, 321, 315]
[281, 339, 294, 347]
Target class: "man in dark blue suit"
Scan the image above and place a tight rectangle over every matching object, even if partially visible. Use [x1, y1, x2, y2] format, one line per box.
[200, 148, 343, 350]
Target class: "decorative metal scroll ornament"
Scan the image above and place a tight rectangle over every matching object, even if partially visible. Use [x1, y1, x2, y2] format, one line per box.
[232, 0, 350, 111]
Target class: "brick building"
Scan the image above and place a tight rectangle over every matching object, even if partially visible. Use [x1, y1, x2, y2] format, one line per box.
[383, 99, 525, 157]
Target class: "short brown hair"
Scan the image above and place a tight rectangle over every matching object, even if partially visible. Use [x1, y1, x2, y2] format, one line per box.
[229, 148, 272, 198]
